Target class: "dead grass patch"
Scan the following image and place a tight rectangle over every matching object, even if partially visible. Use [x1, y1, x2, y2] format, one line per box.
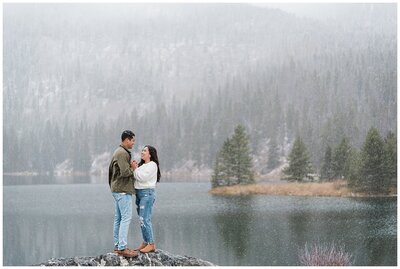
[209, 180, 397, 197]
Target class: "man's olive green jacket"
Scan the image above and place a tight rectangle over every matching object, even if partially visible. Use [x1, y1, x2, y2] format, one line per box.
[108, 146, 135, 194]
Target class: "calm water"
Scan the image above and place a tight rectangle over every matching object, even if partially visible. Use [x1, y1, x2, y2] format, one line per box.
[3, 178, 397, 266]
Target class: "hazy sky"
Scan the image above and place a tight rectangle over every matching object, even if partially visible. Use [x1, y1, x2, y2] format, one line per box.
[251, 3, 381, 20]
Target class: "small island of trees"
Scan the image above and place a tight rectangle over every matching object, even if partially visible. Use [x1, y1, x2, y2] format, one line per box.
[211, 125, 396, 197]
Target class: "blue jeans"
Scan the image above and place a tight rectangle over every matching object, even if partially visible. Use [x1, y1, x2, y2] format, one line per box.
[112, 192, 132, 250]
[135, 189, 156, 244]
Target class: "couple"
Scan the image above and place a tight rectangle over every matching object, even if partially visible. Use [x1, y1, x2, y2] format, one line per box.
[108, 130, 161, 258]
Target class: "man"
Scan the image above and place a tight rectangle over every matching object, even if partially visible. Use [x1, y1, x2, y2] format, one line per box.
[108, 130, 138, 257]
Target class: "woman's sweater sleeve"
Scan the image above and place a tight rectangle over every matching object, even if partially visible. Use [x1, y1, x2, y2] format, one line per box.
[134, 162, 157, 183]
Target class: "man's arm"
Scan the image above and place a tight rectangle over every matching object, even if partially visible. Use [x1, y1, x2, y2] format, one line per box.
[116, 151, 134, 178]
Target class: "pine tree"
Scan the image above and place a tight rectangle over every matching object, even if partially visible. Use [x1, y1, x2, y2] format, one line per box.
[332, 137, 352, 179]
[267, 136, 280, 170]
[211, 138, 234, 188]
[72, 121, 92, 173]
[283, 136, 312, 181]
[384, 131, 397, 188]
[39, 121, 57, 174]
[231, 125, 254, 185]
[320, 145, 334, 180]
[359, 127, 389, 194]
[347, 148, 362, 190]
[3, 128, 18, 172]
[211, 125, 254, 188]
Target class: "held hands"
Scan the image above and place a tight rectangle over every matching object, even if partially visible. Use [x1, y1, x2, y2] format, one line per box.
[131, 160, 138, 170]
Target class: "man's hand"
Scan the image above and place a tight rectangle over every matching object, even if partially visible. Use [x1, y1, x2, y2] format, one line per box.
[131, 160, 138, 170]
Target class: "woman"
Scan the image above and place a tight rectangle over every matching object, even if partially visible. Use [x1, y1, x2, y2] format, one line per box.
[132, 145, 161, 253]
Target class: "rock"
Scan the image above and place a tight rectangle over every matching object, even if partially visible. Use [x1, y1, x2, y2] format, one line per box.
[37, 249, 216, 266]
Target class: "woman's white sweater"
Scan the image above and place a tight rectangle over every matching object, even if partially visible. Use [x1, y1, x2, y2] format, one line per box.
[134, 161, 157, 189]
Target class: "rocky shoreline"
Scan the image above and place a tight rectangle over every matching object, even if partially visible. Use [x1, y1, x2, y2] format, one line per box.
[37, 249, 215, 266]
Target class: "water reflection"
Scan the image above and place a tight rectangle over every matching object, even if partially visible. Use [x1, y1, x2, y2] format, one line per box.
[286, 198, 397, 266]
[4, 213, 113, 265]
[359, 198, 397, 266]
[288, 210, 313, 242]
[212, 196, 254, 259]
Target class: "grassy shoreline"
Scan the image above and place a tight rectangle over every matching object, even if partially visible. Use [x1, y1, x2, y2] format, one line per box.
[209, 180, 397, 197]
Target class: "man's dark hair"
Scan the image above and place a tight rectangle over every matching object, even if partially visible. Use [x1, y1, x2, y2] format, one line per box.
[121, 130, 135, 141]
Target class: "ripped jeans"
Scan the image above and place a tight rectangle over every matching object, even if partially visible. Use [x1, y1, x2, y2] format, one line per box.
[135, 188, 156, 244]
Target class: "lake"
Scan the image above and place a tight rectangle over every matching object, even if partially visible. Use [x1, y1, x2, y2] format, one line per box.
[3, 177, 397, 266]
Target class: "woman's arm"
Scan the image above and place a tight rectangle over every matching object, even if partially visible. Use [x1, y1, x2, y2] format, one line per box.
[134, 162, 157, 182]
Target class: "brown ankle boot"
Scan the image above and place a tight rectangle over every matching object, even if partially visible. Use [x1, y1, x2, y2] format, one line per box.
[118, 248, 139, 257]
[134, 242, 147, 251]
[139, 243, 156, 253]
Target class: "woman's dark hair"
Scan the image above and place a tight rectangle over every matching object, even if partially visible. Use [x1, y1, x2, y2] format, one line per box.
[139, 145, 161, 182]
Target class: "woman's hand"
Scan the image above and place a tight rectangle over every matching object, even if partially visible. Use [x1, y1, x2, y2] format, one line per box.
[131, 160, 138, 170]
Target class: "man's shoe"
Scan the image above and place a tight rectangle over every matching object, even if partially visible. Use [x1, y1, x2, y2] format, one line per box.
[134, 242, 147, 251]
[118, 248, 139, 257]
[113, 247, 129, 254]
[140, 243, 156, 253]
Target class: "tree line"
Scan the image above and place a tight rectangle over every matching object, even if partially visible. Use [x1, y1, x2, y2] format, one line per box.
[284, 127, 396, 194]
[4, 5, 396, 177]
[211, 125, 396, 195]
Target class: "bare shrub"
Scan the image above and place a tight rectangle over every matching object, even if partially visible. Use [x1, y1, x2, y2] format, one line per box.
[299, 242, 353, 266]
